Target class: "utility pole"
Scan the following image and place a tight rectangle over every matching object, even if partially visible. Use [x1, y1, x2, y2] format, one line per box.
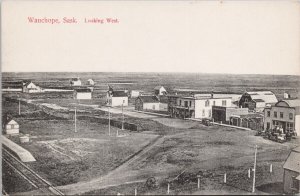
[18, 99, 21, 115]
[122, 103, 124, 131]
[108, 107, 111, 136]
[74, 107, 77, 133]
[252, 145, 257, 193]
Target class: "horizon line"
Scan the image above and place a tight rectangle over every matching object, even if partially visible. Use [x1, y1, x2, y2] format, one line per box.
[2, 71, 300, 77]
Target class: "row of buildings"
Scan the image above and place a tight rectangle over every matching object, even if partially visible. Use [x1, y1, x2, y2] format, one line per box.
[132, 88, 300, 136]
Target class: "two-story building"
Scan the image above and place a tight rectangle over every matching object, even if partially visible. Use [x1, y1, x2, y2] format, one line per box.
[106, 86, 128, 107]
[169, 94, 232, 119]
[264, 99, 300, 135]
[239, 91, 278, 112]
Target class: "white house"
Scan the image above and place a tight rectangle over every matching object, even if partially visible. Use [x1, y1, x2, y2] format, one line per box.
[107, 90, 128, 107]
[87, 79, 95, 86]
[22, 81, 43, 93]
[135, 95, 168, 111]
[154, 86, 167, 96]
[74, 89, 92, 99]
[3, 119, 19, 135]
[169, 94, 232, 119]
[130, 90, 144, 98]
[70, 78, 82, 86]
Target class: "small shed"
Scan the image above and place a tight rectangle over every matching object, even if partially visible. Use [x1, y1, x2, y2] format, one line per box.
[154, 86, 167, 96]
[87, 79, 95, 86]
[70, 78, 82, 86]
[22, 81, 43, 93]
[3, 118, 19, 135]
[283, 146, 300, 194]
[74, 89, 92, 100]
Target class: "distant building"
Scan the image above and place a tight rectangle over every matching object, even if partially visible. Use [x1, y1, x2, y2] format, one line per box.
[3, 118, 19, 135]
[130, 90, 144, 98]
[74, 89, 92, 100]
[154, 86, 167, 96]
[264, 99, 300, 135]
[70, 78, 82, 86]
[135, 95, 168, 111]
[107, 87, 128, 107]
[239, 91, 278, 112]
[283, 146, 300, 194]
[169, 94, 232, 119]
[229, 113, 264, 130]
[87, 79, 95, 86]
[22, 81, 43, 93]
[2, 81, 23, 92]
[212, 106, 249, 124]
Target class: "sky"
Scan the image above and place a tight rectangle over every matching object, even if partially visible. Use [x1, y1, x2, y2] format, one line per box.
[2, 0, 300, 75]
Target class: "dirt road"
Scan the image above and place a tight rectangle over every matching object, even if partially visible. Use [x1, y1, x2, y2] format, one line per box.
[56, 135, 166, 195]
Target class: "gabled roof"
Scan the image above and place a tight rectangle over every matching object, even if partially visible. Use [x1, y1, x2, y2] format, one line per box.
[154, 86, 166, 90]
[137, 96, 159, 103]
[71, 78, 80, 81]
[252, 99, 265, 103]
[283, 147, 300, 172]
[112, 91, 127, 97]
[245, 91, 278, 104]
[277, 99, 300, 108]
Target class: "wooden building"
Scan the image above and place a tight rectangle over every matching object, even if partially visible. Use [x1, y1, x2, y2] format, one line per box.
[283, 146, 300, 194]
[74, 89, 92, 99]
[3, 118, 19, 135]
[135, 95, 168, 111]
[264, 99, 300, 135]
[239, 91, 278, 112]
[154, 86, 167, 96]
[70, 78, 82, 86]
[107, 87, 128, 107]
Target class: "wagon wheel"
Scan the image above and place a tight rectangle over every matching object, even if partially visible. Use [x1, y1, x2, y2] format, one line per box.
[145, 177, 157, 189]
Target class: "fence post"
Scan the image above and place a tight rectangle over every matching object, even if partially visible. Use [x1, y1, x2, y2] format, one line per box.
[167, 183, 170, 194]
[134, 188, 137, 196]
[270, 164, 273, 173]
[224, 173, 227, 183]
[248, 168, 251, 178]
[197, 175, 200, 189]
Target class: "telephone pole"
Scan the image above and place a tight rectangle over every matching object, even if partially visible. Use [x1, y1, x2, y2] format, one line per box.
[252, 145, 257, 193]
[74, 107, 77, 133]
[108, 107, 111, 136]
[18, 99, 21, 115]
[121, 103, 124, 131]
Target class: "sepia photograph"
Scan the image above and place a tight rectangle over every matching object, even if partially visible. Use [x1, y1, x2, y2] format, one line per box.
[1, 0, 300, 195]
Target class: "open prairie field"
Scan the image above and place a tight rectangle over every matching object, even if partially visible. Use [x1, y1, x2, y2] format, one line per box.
[3, 72, 300, 99]
[2, 72, 300, 195]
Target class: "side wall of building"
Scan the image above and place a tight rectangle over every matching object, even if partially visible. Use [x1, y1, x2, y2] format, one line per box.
[284, 169, 300, 194]
[112, 97, 128, 106]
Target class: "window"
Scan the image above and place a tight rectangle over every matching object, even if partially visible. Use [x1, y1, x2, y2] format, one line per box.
[202, 109, 205, 116]
[291, 176, 299, 190]
[267, 111, 270, 117]
[189, 101, 192, 107]
[274, 112, 277, 118]
[289, 113, 293, 120]
[266, 122, 270, 130]
[222, 100, 227, 106]
[272, 121, 275, 125]
[179, 100, 182, 106]
[152, 105, 156, 110]
[209, 110, 212, 117]
[280, 112, 283, 118]
[287, 123, 294, 132]
[184, 101, 188, 107]
[205, 100, 210, 107]
[11, 125, 14, 129]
